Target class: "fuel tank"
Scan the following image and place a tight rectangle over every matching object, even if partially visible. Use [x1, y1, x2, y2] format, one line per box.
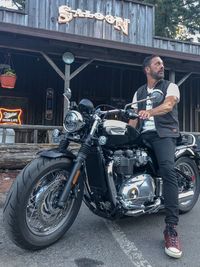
[102, 120, 140, 148]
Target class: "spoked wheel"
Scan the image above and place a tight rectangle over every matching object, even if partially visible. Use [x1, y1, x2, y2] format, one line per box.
[27, 169, 77, 235]
[3, 157, 84, 250]
[175, 157, 200, 213]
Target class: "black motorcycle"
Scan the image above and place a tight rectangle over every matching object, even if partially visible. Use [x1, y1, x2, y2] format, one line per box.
[3, 89, 200, 250]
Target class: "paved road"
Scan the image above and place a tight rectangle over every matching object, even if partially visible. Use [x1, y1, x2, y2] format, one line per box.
[0, 199, 200, 267]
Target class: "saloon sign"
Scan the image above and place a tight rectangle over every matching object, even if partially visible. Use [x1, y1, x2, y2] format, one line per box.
[0, 108, 22, 124]
[58, 5, 130, 35]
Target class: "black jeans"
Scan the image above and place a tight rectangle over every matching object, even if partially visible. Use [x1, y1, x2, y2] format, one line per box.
[142, 131, 179, 225]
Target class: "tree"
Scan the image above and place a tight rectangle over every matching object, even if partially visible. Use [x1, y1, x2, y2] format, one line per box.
[139, 0, 200, 41]
[181, 1, 200, 35]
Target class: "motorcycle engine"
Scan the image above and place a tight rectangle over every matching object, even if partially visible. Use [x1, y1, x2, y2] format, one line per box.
[112, 149, 155, 209]
[113, 149, 149, 176]
[119, 174, 155, 209]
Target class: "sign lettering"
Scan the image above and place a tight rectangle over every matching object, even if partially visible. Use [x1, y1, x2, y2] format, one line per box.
[58, 5, 130, 35]
[0, 108, 22, 124]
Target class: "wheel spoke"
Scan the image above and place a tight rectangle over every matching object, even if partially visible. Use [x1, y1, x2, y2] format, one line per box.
[176, 159, 197, 207]
[26, 168, 75, 236]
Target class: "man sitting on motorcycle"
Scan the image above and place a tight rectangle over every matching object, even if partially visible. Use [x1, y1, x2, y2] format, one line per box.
[129, 55, 182, 258]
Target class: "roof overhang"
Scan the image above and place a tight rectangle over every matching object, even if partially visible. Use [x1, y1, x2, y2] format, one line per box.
[0, 22, 200, 73]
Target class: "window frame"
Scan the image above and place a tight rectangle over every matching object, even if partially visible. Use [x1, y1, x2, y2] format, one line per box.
[0, 0, 28, 14]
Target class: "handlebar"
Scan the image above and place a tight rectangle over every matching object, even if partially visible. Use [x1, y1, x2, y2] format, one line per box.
[96, 109, 120, 116]
[95, 108, 139, 120]
[94, 90, 163, 119]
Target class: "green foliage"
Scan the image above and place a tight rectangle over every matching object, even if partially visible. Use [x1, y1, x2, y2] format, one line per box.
[3, 68, 16, 76]
[138, 0, 200, 40]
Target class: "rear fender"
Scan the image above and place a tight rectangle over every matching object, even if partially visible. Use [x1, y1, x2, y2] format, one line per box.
[175, 147, 195, 159]
[38, 149, 76, 159]
[175, 147, 200, 172]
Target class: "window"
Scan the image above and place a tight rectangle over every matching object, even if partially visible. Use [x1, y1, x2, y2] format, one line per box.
[0, 0, 26, 12]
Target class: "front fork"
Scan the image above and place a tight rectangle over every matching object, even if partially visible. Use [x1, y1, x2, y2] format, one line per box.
[58, 116, 100, 208]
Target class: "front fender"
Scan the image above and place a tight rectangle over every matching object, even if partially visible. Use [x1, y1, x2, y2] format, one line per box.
[38, 148, 76, 159]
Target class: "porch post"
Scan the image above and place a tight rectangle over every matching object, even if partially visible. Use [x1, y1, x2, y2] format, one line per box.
[169, 70, 175, 83]
[64, 64, 71, 117]
[62, 52, 75, 121]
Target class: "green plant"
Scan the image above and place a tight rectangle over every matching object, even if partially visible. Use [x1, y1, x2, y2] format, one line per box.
[3, 68, 16, 76]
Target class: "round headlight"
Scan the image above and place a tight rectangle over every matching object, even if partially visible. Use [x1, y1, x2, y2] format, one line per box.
[63, 111, 85, 133]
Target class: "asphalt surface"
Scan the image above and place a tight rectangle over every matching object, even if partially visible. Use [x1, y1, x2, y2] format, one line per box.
[0, 198, 200, 267]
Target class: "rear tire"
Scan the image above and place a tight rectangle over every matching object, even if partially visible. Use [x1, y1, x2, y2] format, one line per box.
[175, 157, 200, 214]
[3, 156, 84, 250]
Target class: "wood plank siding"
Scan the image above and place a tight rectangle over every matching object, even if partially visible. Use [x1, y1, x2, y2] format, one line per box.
[0, 0, 200, 134]
[0, 0, 200, 56]
[0, 0, 154, 46]
[154, 36, 200, 56]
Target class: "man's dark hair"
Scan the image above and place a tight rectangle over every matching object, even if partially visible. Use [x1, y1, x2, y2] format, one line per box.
[142, 55, 160, 73]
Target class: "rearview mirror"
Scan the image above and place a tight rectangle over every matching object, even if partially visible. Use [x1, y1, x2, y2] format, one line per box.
[125, 89, 164, 110]
[78, 99, 94, 114]
[149, 89, 164, 104]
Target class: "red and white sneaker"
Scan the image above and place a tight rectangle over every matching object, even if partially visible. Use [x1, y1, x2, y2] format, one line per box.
[163, 225, 182, 258]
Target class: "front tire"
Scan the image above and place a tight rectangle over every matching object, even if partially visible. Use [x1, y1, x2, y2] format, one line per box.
[3, 156, 84, 250]
[176, 157, 200, 213]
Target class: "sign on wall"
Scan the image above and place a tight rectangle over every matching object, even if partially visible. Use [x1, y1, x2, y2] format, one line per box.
[58, 5, 130, 35]
[45, 88, 54, 121]
[0, 108, 22, 124]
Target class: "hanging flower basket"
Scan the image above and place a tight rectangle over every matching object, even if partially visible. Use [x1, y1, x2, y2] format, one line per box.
[0, 69, 17, 89]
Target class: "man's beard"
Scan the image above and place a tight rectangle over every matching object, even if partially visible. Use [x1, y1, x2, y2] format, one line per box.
[151, 70, 164, 80]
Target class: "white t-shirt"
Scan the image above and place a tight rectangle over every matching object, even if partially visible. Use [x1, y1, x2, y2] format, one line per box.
[131, 83, 180, 132]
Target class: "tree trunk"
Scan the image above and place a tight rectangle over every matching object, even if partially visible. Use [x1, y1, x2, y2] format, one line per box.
[0, 143, 79, 169]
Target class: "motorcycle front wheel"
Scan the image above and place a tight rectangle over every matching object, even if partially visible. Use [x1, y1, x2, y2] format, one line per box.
[3, 156, 84, 250]
[176, 156, 200, 213]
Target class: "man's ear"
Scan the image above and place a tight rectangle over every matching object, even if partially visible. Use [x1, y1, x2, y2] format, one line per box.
[145, 66, 150, 74]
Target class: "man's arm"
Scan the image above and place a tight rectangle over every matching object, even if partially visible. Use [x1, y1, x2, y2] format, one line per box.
[138, 96, 178, 120]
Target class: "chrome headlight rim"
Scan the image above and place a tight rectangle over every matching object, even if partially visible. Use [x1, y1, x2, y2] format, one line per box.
[63, 110, 85, 133]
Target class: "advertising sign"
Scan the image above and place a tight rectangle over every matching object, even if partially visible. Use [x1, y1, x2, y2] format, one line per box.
[0, 108, 22, 124]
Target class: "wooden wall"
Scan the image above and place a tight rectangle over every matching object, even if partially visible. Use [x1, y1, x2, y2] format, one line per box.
[177, 73, 200, 132]
[1, 1, 200, 55]
[154, 36, 200, 56]
[0, 0, 154, 46]
[0, 49, 200, 131]
[0, 50, 145, 126]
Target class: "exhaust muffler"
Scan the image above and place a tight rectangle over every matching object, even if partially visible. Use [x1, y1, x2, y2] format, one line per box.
[178, 190, 194, 203]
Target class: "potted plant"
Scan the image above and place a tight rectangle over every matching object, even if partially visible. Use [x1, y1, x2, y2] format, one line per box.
[0, 68, 17, 89]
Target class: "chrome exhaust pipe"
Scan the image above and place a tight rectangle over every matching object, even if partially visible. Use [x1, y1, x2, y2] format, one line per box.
[125, 209, 145, 216]
[178, 190, 194, 203]
[125, 199, 162, 216]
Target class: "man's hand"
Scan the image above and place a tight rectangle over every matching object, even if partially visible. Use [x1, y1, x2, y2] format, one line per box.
[138, 110, 152, 120]
[138, 96, 178, 119]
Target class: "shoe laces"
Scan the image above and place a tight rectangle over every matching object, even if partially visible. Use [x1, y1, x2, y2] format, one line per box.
[165, 226, 179, 247]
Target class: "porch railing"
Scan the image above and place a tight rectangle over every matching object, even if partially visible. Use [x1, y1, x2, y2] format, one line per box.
[0, 124, 63, 144]
[0, 125, 200, 146]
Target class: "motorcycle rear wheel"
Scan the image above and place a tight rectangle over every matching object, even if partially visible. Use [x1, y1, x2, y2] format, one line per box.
[3, 156, 84, 250]
[176, 157, 200, 214]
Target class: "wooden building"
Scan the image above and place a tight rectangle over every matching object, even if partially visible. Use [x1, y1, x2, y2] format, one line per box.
[0, 0, 200, 143]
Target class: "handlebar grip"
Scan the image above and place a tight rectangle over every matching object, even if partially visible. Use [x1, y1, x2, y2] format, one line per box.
[125, 109, 139, 119]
